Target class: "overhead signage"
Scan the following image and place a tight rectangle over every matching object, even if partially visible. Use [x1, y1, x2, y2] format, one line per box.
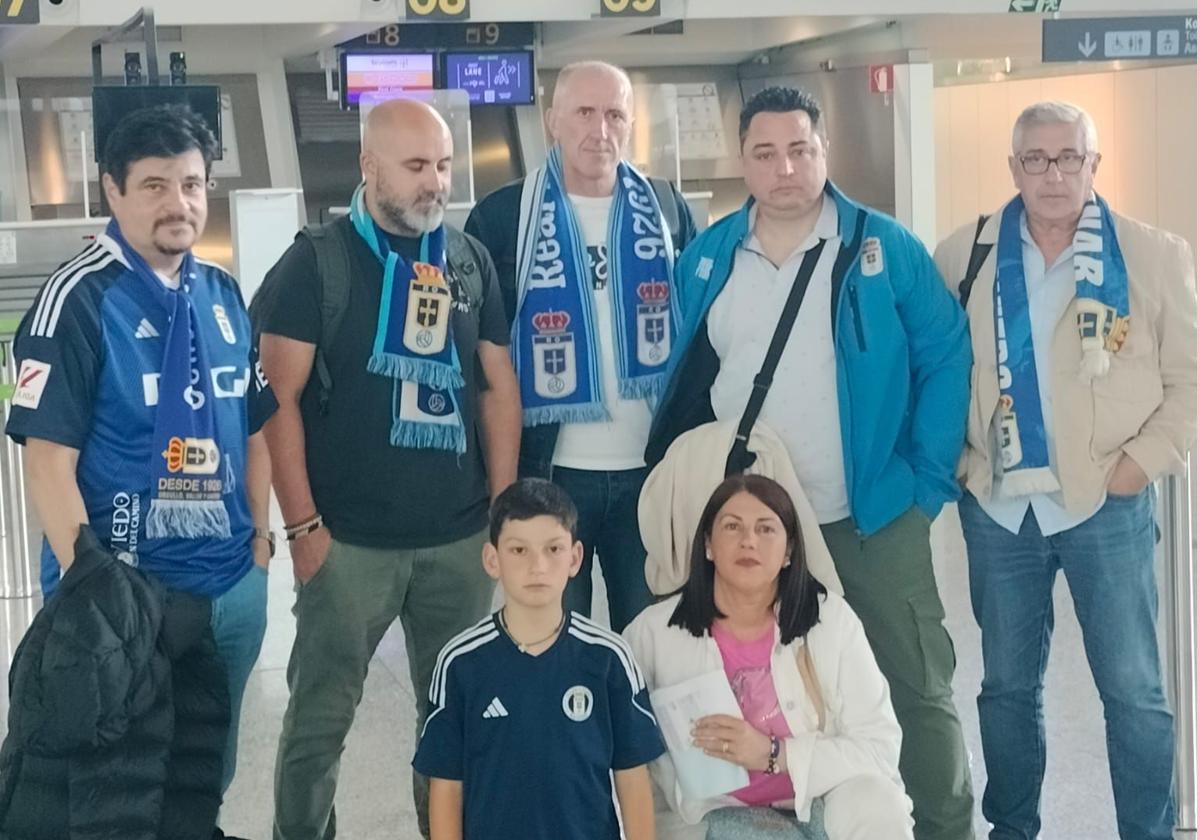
[600, 0, 660, 17]
[1043, 16, 1197, 62]
[0, 0, 38, 24]
[1009, 0, 1060, 11]
[344, 22, 534, 51]
[406, 0, 469, 20]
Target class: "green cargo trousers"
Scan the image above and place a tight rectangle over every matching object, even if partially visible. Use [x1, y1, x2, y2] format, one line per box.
[821, 508, 976, 840]
[272, 529, 494, 840]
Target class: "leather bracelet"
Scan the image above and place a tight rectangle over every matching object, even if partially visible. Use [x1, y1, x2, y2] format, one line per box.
[285, 514, 323, 541]
[765, 736, 781, 775]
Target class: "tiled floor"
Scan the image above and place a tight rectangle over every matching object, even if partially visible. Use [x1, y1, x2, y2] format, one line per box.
[0, 502, 1181, 839]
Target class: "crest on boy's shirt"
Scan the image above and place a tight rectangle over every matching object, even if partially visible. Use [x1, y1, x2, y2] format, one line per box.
[531, 310, 577, 400]
[635, 281, 671, 367]
[403, 263, 452, 356]
[561, 685, 594, 722]
[586, 245, 609, 291]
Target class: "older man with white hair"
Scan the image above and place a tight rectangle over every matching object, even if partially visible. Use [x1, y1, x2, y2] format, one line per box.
[467, 60, 697, 632]
[935, 100, 1197, 840]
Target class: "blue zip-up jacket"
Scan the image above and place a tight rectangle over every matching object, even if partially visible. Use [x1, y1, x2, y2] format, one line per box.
[645, 183, 971, 536]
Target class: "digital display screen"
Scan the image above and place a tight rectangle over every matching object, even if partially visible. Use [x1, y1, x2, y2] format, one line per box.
[92, 86, 222, 161]
[341, 52, 436, 108]
[444, 51, 534, 105]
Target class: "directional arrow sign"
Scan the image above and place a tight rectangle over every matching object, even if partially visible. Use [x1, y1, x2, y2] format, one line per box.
[1044, 16, 1197, 62]
[1010, 0, 1059, 11]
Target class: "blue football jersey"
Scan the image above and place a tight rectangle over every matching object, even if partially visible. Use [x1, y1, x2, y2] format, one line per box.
[6, 233, 276, 598]
[413, 611, 666, 839]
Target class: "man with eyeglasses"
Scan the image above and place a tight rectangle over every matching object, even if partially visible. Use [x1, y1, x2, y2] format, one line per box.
[934, 100, 1197, 840]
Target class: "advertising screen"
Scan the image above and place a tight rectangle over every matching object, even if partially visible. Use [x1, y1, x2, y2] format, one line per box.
[341, 52, 436, 108]
[443, 51, 534, 105]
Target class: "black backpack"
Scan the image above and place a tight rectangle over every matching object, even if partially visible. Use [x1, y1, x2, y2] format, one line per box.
[250, 219, 487, 415]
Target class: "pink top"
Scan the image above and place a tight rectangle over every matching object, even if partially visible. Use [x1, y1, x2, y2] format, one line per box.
[711, 620, 796, 806]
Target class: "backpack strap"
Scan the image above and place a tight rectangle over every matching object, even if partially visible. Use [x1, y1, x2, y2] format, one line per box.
[445, 227, 485, 308]
[300, 222, 353, 416]
[959, 214, 993, 309]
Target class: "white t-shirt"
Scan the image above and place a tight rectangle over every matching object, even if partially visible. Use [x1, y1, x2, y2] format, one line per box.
[707, 198, 850, 523]
[551, 194, 654, 471]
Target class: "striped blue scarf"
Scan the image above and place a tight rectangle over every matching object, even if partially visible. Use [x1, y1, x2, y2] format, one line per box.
[512, 147, 679, 427]
[350, 185, 465, 453]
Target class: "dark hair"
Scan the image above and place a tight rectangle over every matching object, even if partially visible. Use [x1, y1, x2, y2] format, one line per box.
[738, 86, 827, 146]
[101, 104, 218, 193]
[668, 474, 824, 645]
[489, 478, 579, 546]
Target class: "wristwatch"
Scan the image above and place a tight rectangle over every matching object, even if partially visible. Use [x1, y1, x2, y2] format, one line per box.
[253, 528, 276, 559]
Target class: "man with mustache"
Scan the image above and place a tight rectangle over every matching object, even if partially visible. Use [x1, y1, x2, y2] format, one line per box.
[935, 101, 1197, 840]
[4, 104, 274, 839]
[256, 98, 520, 839]
[467, 60, 696, 632]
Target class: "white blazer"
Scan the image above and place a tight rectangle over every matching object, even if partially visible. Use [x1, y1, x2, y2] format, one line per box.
[623, 591, 905, 826]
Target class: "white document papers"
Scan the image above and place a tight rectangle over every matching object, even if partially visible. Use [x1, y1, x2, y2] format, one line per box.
[650, 669, 749, 801]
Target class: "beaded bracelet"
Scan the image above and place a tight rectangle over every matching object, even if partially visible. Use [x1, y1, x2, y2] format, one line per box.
[765, 736, 781, 775]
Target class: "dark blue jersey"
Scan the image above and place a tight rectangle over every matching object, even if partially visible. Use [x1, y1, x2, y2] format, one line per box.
[413, 611, 666, 840]
[6, 234, 276, 597]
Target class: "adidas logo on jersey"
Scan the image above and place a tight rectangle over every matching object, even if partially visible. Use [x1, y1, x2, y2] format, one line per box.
[134, 319, 160, 339]
[481, 697, 509, 719]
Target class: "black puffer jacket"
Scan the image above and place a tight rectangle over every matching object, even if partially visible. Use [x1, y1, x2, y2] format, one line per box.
[0, 527, 230, 840]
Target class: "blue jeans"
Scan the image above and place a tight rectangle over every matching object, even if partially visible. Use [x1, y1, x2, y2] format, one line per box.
[552, 466, 652, 632]
[210, 563, 268, 793]
[959, 490, 1174, 840]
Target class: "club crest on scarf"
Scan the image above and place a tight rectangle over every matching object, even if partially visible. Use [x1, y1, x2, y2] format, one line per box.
[403, 261, 452, 356]
[512, 146, 680, 427]
[636, 281, 671, 366]
[532, 310, 577, 400]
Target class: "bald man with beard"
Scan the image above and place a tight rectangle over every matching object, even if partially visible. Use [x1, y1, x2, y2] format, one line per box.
[255, 99, 520, 840]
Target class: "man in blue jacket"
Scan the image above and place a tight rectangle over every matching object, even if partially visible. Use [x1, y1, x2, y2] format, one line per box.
[646, 86, 975, 840]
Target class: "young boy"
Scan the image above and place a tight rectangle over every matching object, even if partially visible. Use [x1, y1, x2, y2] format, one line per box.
[413, 478, 664, 839]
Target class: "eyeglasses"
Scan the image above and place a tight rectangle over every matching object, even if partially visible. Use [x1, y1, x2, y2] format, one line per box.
[1017, 152, 1089, 175]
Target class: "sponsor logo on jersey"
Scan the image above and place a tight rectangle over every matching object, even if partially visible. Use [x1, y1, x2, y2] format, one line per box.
[12, 359, 50, 409]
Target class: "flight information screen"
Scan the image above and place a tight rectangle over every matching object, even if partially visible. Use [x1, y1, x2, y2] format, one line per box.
[444, 51, 535, 105]
[341, 52, 436, 108]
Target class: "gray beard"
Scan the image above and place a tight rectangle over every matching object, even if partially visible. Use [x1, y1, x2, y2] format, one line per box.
[378, 197, 445, 236]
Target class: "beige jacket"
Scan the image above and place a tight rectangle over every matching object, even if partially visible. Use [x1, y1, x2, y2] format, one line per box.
[638, 420, 842, 596]
[933, 203, 1197, 514]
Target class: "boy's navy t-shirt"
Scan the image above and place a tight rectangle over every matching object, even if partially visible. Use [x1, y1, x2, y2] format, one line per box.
[413, 611, 666, 839]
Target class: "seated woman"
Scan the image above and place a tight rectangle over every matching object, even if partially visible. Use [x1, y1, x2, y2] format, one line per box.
[624, 474, 913, 840]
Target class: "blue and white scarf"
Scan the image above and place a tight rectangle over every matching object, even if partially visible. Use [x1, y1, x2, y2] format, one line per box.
[512, 146, 679, 427]
[105, 220, 232, 540]
[993, 193, 1129, 496]
[350, 185, 466, 453]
